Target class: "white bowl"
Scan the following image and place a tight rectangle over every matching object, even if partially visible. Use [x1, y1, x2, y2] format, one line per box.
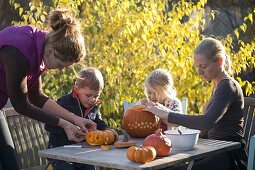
[164, 129, 200, 151]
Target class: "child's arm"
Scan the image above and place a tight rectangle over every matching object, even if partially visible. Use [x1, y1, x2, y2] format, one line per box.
[42, 99, 97, 132]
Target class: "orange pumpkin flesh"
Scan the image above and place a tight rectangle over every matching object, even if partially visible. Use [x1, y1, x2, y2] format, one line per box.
[123, 105, 160, 138]
[100, 144, 112, 150]
[126, 146, 156, 164]
[85, 130, 116, 146]
[104, 129, 116, 144]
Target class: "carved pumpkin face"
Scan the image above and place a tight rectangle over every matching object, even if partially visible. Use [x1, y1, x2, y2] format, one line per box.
[85, 130, 116, 146]
[123, 105, 160, 138]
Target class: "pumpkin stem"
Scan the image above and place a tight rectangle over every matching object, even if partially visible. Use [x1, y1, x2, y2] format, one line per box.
[155, 128, 163, 135]
[118, 127, 129, 142]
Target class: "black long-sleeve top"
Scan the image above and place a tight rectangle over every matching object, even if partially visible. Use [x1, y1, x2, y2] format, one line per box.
[168, 78, 244, 140]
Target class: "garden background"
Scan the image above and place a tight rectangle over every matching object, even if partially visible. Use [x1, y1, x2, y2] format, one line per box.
[1, 0, 254, 129]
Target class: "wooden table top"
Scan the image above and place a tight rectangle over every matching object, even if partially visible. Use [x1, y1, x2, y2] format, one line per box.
[39, 138, 240, 170]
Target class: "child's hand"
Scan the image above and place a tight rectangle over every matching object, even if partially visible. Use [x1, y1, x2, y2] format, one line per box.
[73, 116, 97, 133]
[139, 98, 150, 105]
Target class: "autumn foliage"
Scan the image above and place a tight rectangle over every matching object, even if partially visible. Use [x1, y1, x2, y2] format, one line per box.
[10, 0, 255, 128]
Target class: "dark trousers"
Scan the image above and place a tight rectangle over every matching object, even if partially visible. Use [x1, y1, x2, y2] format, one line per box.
[0, 112, 19, 170]
[162, 151, 233, 170]
[49, 159, 95, 170]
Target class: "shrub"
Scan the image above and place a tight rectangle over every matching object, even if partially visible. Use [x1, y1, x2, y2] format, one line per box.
[10, 0, 255, 128]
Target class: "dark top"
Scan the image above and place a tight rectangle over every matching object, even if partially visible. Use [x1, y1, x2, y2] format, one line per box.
[168, 78, 244, 140]
[45, 91, 109, 147]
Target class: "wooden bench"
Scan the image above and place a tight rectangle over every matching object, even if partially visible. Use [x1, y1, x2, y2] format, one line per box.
[248, 135, 255, 170]
[244, 97, 255, 149]
[1, 107, 49, 170]
[244, 97, 255, 170]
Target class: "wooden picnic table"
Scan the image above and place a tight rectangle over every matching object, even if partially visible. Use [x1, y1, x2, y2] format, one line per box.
[38, 137, 240, 170]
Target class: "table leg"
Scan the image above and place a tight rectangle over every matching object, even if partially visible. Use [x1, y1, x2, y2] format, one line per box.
[187, 160, 194, 170]
[95, 165, 104, 170]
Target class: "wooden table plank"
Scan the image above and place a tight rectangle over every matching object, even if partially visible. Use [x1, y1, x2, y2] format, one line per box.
[39, 138, 240, 170]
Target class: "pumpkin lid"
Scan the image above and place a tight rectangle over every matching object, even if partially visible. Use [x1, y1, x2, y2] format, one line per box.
[129, 105, 146, 110]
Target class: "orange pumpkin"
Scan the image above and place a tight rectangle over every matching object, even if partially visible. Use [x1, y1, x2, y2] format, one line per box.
[123, 105, 160, 138]
[143, 129, 172, 157]
[126, 146, 156, 164]
[85, 130, 116, 146]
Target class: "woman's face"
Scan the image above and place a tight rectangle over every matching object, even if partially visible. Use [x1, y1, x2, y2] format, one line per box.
[193, 53, 219, 81]
[43, 48, 73, 71]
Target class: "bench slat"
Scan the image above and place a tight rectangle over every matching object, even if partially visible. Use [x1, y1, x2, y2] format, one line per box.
[2, 107, 48, 170]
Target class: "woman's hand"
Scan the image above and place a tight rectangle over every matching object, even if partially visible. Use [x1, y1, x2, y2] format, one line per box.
[58, 119, 86, 142]
[144, 102, 170, 121]
[72, 116, 97, 133]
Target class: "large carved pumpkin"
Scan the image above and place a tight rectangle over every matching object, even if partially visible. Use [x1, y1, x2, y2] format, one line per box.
[123, 105, 160, 138]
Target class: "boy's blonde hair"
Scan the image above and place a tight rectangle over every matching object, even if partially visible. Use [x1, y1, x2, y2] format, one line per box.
[144, 68, 176, 100]
[75, 67, 104, 91]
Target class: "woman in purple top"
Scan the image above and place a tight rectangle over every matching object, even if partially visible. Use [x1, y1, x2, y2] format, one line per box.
[0, 9, 96, 170]
[144, 38, 247, 170]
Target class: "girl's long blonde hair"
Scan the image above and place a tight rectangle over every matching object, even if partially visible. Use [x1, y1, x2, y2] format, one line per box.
[144, 68, 177, 101]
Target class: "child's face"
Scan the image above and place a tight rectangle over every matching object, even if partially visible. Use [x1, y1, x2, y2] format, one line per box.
[76, 86, 101, 108]
[146, 86, 165, 103]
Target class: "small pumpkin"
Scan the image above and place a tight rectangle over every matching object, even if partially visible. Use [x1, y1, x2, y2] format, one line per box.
[85, 129, 116, 146]
[123, 105, 160, 138]
[126, 146, 156, 164]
